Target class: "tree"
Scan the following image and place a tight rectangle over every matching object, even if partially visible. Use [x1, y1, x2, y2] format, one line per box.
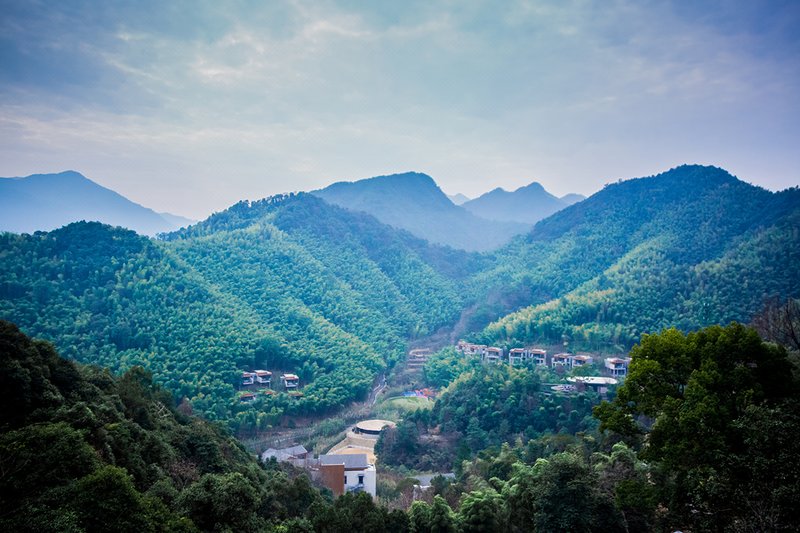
[458, 490, 503, 533]
[751, 297, 800, 352]
[502, 452, 622, 533]
[595, 323, 799, 530]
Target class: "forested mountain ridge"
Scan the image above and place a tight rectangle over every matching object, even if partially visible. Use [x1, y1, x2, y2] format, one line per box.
[0, 194, 476, 430]
[0, 171, 193, 235]
[471, 165, 800, 349]
[1, 164, 796, 429]
[461, 181, 574, 224]
[313, 171, 530, 251]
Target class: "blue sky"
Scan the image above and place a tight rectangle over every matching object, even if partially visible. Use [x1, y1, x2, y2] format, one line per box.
[1, 0, 798, 218]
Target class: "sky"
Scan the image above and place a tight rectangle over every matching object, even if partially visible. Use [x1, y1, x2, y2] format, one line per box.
[1, 0, 799, 219]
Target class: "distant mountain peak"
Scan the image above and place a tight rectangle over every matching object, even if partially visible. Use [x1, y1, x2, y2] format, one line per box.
[313, 172, 529, 251]
[515, 181, 546, 193]
[0, 171, 192, 236]
[447, 193, 471, 205]
[462, 179, 571, 225]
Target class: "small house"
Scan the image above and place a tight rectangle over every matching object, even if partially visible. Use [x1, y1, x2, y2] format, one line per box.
[241, 372, 255, 386]
[282, 373, 300, 389]
[508, 348, 525, 366]
[551, 353, 573, 369]
[254, 370, 272, 385]
[571, 354, 594, 368]
[483, 347, 503, 364]
[529, 348, 548, 366]
[318, 453, 376, 498]
[604, 357, 631, 378]
[239, 392, 256, 403]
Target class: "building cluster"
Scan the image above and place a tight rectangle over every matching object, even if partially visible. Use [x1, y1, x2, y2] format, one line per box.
[261, 419, 392, 498]
[455, 341, 631, 377]
[239, 370, 302, 402]
[261, 446, 376, 496]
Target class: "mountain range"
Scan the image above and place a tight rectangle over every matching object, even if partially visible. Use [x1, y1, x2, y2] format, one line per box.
[313, 172, 531, 251]
[461, 182, 585, 224]
[0, 171, 195, 236]
[0, 164, 797, 431]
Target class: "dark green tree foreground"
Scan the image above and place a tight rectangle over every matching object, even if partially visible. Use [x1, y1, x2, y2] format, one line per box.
[0, 320, 405, 532]
[595, 323, 800, 531]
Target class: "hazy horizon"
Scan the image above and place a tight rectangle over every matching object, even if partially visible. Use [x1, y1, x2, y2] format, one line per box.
[1, 1, 799, 219]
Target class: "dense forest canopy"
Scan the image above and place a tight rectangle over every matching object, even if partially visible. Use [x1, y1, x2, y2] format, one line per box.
[1, 165, 798, 431]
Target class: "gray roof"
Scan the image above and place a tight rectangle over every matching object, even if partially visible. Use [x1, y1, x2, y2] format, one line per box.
[318, 453, 369, 469]
[261, 444, 308, 462]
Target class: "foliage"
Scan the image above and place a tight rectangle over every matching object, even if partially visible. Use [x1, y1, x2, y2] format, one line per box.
[0, 193, 472, 430]
[0, 321, 330, 532]
[423, 347, 479, 388]
[595, 323, 800, 531]
[473, 166, 800, 349]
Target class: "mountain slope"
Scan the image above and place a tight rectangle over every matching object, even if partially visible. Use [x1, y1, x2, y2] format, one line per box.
[560, 193, 586, 205]
[469, 165, 800, 349]
[0, 171, 190, 236]
[0, 194, 478, 430]
[313, 172, 529, 251]
[447, 193, 470, 205]
[461, 181, 570, 224]
[0, 321, 328, 531]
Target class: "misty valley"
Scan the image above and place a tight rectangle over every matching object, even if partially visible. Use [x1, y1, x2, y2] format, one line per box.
[1, 164, 799, 532]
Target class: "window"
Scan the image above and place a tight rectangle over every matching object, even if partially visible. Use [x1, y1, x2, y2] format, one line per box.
[358, 474, 364, 485]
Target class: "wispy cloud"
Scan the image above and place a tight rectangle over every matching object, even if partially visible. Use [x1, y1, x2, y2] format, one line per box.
[1, 0, 798, 216]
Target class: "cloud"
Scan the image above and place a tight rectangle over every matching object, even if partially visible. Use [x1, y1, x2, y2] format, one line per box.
[0, 0, 798, 215]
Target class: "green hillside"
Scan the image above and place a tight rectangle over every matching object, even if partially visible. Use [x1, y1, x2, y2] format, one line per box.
[472, 165, 800, 350]
[0, 320, 329, 531]
[0, 195, 473, 430]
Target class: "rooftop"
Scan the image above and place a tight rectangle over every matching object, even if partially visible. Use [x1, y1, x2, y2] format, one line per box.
[567, 376, 619, 385]
[356, 419, 396, 433]
[319, 453, 370, 469]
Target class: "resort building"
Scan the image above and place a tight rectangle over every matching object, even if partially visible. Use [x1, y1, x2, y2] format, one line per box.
[318, 454, 377, 498]
[254, 370, 272, 385]
[282, 373, 300, 389]
[456, 341, 488, 357]
[604, 357, 631, 378]
[508, 348, 526, 366]
[551, 353, 573, 369]
[529, 348, 548, 366]
[241, 372, 255, 386]
[482, 347, 503, 364]
[571, 354, 594, 368]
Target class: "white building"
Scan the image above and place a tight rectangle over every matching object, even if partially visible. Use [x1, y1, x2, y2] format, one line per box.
[254, 370, 272, 385]
[318, 453, 377, 498]
[282, 373, 300, 389]
[482, 347, 503, 364]
[604, 357, 631, 378]
[508, 348, 526, 366]
[571, 354, 594, 368]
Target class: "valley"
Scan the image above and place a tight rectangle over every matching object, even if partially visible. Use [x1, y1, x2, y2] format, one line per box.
[1, 164, 798, 531]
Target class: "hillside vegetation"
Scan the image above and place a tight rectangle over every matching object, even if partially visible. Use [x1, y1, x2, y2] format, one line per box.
[470, 165, 800, 350]
[1, 165, 797, 430]
[0, 195, 473, 430]
[0, 321, 331, 531]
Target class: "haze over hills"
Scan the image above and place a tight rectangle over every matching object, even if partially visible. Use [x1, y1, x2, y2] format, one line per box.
[313, 172, 530, 251]
[461, 181, 581, 224]
[560, 193, 586, 205]
[0, 171, 195, 236]
[447, 192, 470, 205]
